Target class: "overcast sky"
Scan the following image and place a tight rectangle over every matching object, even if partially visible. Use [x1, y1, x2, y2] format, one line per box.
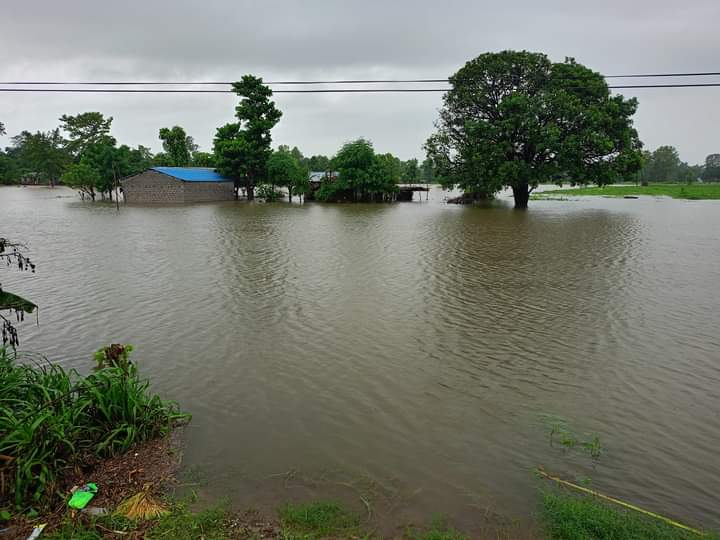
[1, 0, 718, 163]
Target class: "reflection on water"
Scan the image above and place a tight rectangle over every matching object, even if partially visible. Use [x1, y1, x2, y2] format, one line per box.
[2, 186, 719, 534]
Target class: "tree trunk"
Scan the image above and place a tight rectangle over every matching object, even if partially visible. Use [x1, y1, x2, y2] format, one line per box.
[288, 187, 293, 202]
[246, 184, 255, 200]
[512, 184, 530, 209]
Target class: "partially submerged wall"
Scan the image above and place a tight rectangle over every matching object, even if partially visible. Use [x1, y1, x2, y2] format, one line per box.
[122, 170, 234, 203]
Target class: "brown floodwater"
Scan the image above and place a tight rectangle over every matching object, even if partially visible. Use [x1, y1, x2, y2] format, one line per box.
[1, 186, 719, 535]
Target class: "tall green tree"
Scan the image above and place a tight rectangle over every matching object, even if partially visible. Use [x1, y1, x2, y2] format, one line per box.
[425, 51, 642, 208]
[192, 151, 215, 167]
[306, 155, 331, 172]
[267, 148, 308, 202]
[80, 135, 125, 200]
[61, 162, 101, 200]
[213, 75, 282, 200]
[401, 158, 419, 182]
[59, 112, 113, 157]
[11, 130, 70, 186]
[702, 154, 720, 181]
[158, 126, 196, 167]
[639, 146, 701, 184]
[639, 146, 681, 183]
[318, 139, 398, 202]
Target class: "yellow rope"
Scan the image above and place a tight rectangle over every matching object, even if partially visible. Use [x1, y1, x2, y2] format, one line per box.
[537, 468, 705, 536]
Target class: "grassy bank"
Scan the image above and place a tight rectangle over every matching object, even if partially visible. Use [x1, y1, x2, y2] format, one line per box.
[537, 183, 720, 200]
[0, 346, 188, 511]
[27, 493, 720, 539]
[36, 500, 470, 540]
[541, 490, 719, 540]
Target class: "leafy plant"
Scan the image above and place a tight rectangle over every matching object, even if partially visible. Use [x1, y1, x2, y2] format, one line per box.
[0, 346, 189, 509]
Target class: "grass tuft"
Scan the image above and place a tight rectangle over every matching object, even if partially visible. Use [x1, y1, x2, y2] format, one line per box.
[541, 490, 718, 540]
[279, 501, 361, 538]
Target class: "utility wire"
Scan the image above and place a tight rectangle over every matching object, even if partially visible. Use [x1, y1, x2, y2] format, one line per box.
[0, 71, 719, 86]
[0, 83, 719, 94]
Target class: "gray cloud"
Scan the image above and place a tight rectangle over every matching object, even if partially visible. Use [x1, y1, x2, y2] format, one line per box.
[1, 0, 718, 162]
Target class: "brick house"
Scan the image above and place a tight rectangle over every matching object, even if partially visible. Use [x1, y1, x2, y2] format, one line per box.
[121, 167, 235, 203]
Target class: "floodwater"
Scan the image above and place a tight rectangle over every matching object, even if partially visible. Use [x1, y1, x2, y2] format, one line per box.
[2, 186, 719, 535]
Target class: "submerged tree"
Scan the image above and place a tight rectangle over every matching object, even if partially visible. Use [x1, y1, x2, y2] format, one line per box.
[61, 162, 101, 200]
[0, 238, 36, 348]
[425, 51, 643, 208]
[214, 75, 282, 200]
[11, 130, 70, 186]
[267, 147, 308, 202]
[317, 138, 398, 202]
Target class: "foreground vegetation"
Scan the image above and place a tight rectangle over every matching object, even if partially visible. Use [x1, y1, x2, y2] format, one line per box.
[0, 345, 187, 510]
[38, 500, 470, 540]
[541, 490, 718, 540]
[539, 183, 720, 200]
[18, 492, 716, 539]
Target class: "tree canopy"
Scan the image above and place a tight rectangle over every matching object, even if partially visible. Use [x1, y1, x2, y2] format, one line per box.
[425, 50, 643, 208]
[10, 130, 70, 186]
[61, 162, 101, 200]
[702, 154, 720, 181]
[638, 146, 701, 184]
[214, 75, 282, 200]
[158, 126, 196, 167]
[316, 138, 398, 202]
[60, 112, 113, 156]
[267, 147, 308, 202]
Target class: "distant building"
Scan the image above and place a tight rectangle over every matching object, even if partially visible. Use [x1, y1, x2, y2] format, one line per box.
[121, 167, 235, 203]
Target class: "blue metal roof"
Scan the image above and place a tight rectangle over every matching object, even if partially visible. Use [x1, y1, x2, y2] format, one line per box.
[151, 167, 231, 182]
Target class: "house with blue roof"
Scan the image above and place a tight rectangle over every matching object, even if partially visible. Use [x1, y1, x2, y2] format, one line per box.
[121, 167, 235, 203]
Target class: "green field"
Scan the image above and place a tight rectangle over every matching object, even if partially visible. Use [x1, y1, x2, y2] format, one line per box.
[538, 183, 720, 200]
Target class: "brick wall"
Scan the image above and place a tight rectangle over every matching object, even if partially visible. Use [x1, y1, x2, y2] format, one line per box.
[122, 171, 235, 203]
[184, 181, 235, 202]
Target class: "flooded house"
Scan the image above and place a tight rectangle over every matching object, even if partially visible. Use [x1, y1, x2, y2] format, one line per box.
[121, 167, 235, 203]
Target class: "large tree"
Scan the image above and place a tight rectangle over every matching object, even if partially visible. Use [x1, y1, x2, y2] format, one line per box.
[60, 112, 113, 157]
[318, 138, 398, 202]
[213, 75, 282, 200]
[158, 126, 196, 167]
[702, 154, 720, 181]
[425, 51, 643, 208]
[61, 162, 101, 201]
[11, 130, 69, 186]
[267, 147, 308, 202]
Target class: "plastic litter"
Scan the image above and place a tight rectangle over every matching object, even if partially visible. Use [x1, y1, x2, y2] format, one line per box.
[25, 523, 46, 540]
[68, 483, 98, 510]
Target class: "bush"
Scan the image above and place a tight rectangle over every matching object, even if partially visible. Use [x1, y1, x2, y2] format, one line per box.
[0, 346, 188, 509]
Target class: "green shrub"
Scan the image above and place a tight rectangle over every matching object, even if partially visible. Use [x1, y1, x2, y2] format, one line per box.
[0, 346, 188, 509]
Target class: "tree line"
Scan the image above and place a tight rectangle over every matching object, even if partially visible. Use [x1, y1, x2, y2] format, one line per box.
[637, 146, 719, 185]
[0, 82, 437, 204]
[3, 51, 719, 208]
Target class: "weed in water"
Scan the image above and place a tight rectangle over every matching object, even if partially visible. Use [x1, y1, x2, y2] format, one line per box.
[406, 516, 470, 540]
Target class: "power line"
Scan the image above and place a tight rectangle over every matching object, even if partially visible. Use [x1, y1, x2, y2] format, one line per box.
[0, 71, 719, 86]
[0, 83, 719, 94]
